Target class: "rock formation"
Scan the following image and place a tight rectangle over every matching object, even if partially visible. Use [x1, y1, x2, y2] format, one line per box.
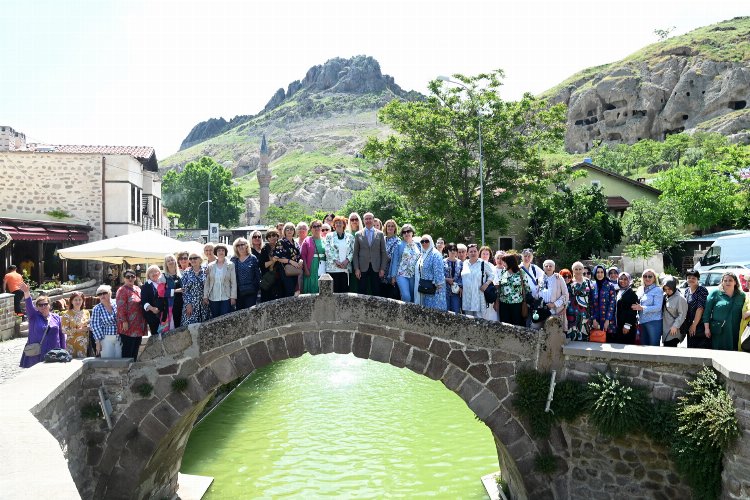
[546, 17, 750, 152]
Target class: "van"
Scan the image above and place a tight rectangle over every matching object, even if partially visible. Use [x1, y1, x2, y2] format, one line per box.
[695, 233, 750, 270]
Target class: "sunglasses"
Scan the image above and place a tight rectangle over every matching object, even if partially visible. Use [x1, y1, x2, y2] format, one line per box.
[189, 256, 201, 260]
[420, 240, 430, 244]
[124, 275, 136, 279]
[311, 225, 322, 229]
[321, 228, 330, 232]
[252, 235, 261, 239]
[37, 302, 50, 307]
[178, 256, 189, 260]
[349, 219, 358, 222]
[643, 275, 654, 278]
[96, 292, 108, 296]
[401, 230, 413, 234]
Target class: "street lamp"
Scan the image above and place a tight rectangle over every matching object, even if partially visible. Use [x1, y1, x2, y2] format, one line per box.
[198, 199, 212, 242]
[437, 75, 485, 246]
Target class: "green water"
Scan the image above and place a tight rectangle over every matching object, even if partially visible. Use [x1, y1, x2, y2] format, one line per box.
[181, 353, 498, 499]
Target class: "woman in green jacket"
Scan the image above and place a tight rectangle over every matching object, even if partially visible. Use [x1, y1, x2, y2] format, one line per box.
[703, 272, 746, 351]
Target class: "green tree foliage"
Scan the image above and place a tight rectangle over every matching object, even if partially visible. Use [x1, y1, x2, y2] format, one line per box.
[653, 161, 742, 231]
[340, 184, 415, 226]
[162, 157, 244, 228]
[621, 199, 687, 253]
[364, 70, 566, 243]
[263, 202, 314, 226]
[661, 133, 692, 167]
[525, 184, 622, 265]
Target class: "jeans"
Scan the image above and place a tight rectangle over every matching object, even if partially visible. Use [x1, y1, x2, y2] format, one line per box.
[100, 335, 122, 358]
[446, 290, 461, 314]
[396, 276, 415, 303]
[209, 299, 232, 319]
[640, 319, 662, 346]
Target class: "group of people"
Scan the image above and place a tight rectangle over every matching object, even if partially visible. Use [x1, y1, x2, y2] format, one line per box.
[16, 211, 750, 368]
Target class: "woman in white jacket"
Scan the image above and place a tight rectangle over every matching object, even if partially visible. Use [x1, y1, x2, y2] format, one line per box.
[538, 260, 569, 330]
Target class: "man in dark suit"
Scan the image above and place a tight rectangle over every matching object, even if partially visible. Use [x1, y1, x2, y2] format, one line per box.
[353, 212, 388, 296]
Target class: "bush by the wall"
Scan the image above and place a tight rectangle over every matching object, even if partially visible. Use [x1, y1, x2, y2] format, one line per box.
[550, 379, 586, 422]
[513, 370, 556, 438]
[585, 371, 650, 437]
[644, 399, 678, 447]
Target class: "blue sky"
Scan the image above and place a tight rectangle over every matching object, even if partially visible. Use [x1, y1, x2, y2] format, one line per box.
[1, 0, 747, 159]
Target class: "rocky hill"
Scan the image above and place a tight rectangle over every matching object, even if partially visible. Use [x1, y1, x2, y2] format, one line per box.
[543, 16, 750, 153]
[161, 55, 420, 223]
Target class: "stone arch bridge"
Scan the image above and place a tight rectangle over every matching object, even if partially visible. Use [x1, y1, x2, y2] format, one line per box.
[7, 277, 750, 500]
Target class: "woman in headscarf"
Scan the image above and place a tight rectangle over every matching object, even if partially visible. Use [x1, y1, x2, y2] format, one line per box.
[589, 264, 617, 339]
[662, 276, 687, 347]
[613, 272, 638, 344]
[538, 260, 569, 329]
[415, 234, 447, 310]
[607, 266, 620, 290]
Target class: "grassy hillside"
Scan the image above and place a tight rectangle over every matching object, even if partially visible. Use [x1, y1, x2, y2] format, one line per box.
[540, 16, 750, 99]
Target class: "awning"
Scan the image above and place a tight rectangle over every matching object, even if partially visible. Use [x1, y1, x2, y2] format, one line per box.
[0, 224, 90, 242]
[606, 196, 630, 210]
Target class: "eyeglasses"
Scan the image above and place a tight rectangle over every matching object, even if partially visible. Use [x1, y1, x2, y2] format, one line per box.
[124, 275, 136, 279]
[582, 272, 591, 276]
[643, 274, 654, 279]
[321, 228, 330, 232]
[178, 256, 188, 260]
[420, 240, 430, 244]
[252, 235, 262, 239]
[37, 303, 50, 307]
[96, 292, 108, 296]
[311, 225, 322, 229]
[189, 256, 201, 260]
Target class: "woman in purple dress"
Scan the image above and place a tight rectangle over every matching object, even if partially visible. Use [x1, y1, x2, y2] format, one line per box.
[19, 282, 65, 368]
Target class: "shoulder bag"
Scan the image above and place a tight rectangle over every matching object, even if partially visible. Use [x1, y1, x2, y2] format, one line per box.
[418, 262, 437, 295]
[481, 262, 498, 306]
[520, 272, 528, 319]
[24, 320, 51, 357]
[284, 263, 302, 277]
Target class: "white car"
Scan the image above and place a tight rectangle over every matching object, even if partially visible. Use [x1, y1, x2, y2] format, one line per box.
[703, 261, 750, 292]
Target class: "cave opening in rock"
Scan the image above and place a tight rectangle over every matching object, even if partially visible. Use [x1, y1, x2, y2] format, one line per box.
[682, 114, 689, 120]
[729, 100, 746, 110]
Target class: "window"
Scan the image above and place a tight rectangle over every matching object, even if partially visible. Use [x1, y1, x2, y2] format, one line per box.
[591, 180, 601, 188]
[130, 185, 142, 224]
[700, 246, 721, 267]
[497, 237, 514, 251]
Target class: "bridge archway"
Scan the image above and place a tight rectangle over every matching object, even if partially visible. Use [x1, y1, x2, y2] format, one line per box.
[89, 280, 565, 499]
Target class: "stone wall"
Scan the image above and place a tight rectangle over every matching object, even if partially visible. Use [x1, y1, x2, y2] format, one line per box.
[560, 343, 750, 500]
[0, 152, 103, 234]
[0, 293, 16, 340]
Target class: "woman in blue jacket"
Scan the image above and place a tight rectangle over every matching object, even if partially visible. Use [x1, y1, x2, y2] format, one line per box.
[631, 269, 663, 346]
[415, 235, 447, 310]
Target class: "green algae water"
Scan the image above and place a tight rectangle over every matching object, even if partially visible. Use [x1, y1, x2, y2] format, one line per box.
[180, 353, 498, 499]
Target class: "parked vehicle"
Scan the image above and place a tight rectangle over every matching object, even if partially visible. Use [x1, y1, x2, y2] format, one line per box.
[695, 233, 750, 271]
[704, 261, 750, 292]
[681, 271, 724, 294]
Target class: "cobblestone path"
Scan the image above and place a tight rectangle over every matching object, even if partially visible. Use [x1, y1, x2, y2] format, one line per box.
[0, 338, 26, 384]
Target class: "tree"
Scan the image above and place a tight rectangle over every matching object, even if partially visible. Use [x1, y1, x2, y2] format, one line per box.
[263, 202, 313, 226]
[621, 199, 687, 255]
[653, 161, 741, 231]
[661, 133, 692, 167]
[162, 157, 244, 228]
[524, 185, 622, 266]
[364, 70, 566, 243]
[340, 184, 415, 226]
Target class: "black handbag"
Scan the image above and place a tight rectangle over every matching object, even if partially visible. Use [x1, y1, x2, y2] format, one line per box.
[260, 270, 276, 292]
[481, 262, 498, 305]
[418, 278, 437, 295]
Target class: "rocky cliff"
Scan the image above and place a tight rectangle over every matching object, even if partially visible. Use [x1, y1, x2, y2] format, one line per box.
[544, 17, 750, 153]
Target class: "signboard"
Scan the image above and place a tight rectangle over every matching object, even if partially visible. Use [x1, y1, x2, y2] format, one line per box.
[0, 228, 11, 250]
[209, 223, 219, 243]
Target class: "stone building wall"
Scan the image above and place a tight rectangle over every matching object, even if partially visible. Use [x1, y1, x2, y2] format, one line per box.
[0, 293, 16, 340]
[561, 344, 750, 500]
[0, 152, 104, 236]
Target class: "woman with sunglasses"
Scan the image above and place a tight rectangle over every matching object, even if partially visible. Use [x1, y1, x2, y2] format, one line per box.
[232, 237, 262, 309]
[416, 235, 447, 310]
[115, 269, 148, 361]
[18, 281, 64, 368]
[567, 262, 594, 341]
[162, 254, 182, 329]
[203, 244, 237, 317]
[631, 269, 663, 346]
[444, 243, 463, 314]
[182, 253, 209, 325]
[347, 212, 363, 292]
[275, 223, 303, 298]
[301, 220, 327, 294]
[324, 216, 355, 293]
[260, 229, 283, 302]
[91, 285, 120, 358]
[389, 223, 420, 303]
[250, 230, 264, 260]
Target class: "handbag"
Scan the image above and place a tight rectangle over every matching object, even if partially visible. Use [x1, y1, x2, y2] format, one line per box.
[418, 279, 437, 295]
[23, 321, 51, 357]
[589, 329, 607, 343]
[520, 271, 528, 319]
[44, 348, 72, 363]
[451, 282, 461, 295]
[260, 270, 276, 291]
[741, 324, 750, 353]
[284, 263, 302, 277]
[480, 262, 498, 306]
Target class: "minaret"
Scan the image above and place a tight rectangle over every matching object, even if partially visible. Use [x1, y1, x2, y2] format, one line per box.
[257, 134, 271, 222]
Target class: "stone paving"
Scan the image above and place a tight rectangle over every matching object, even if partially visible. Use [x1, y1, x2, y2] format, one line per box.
[0, 338, 26, 384]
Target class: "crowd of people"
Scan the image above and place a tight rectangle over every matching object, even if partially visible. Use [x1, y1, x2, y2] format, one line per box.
[15, 211, 750, 368]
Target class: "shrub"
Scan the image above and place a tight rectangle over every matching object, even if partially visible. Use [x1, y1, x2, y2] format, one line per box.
[534, 452, 558, 475]
[585, 371, 650, 437]
[550, 379, 587, 422]
[136, 382, 154, 398]
[672, 367, 740, 500]
[81, 403, 103, 420]
[644, 399, 678, 447]
[172, 378, 189, 392]
[513, 370, 556, 438]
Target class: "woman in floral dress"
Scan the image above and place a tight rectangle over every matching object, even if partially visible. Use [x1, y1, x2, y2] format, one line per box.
[389, 224, 421, 303]
[567, 262, 594, 341]
[182, 252, 210, 325]
[61, 291, 90, 358]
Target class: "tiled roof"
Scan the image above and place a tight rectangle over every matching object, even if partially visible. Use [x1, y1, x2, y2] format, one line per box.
[44, 144, 155, 161]
[606, 196, 630, 209]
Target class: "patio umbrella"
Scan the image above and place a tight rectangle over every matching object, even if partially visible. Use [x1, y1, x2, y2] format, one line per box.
[57, 231, 191, 264]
